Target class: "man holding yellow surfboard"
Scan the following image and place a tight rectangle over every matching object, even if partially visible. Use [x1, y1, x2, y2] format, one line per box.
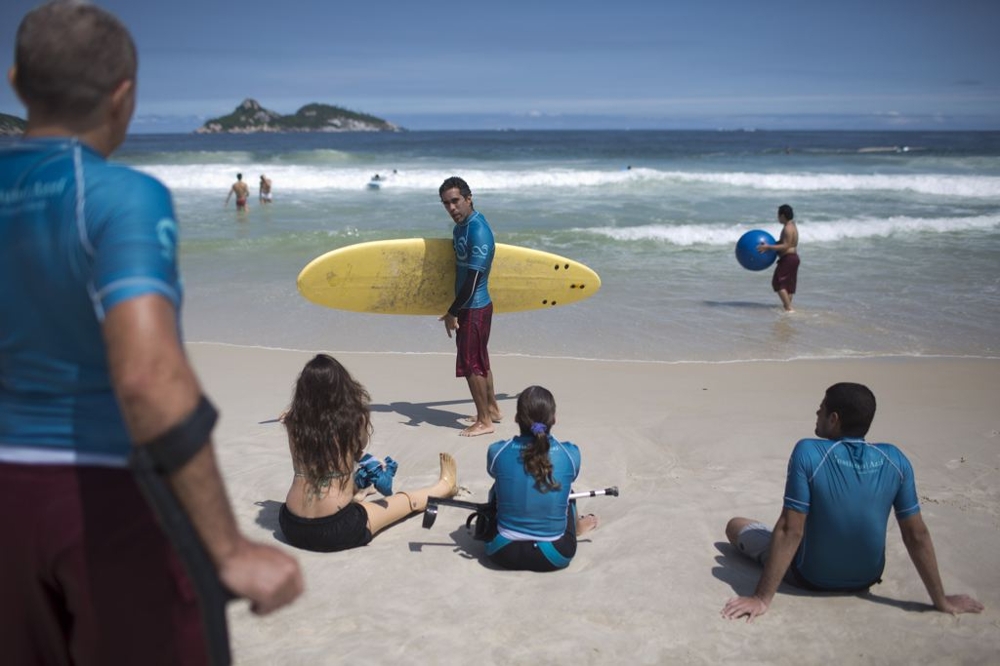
[438, 177, 503, 437]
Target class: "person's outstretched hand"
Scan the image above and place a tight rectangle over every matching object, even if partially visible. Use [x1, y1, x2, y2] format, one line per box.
[936, 594, 984, 615]
[721, 595, 769, 622]
[439, 313, 459, 339]
[218, 539, 303, 615]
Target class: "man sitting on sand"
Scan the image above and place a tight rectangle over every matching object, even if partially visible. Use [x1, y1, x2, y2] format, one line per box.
[721, 382, 983, 621]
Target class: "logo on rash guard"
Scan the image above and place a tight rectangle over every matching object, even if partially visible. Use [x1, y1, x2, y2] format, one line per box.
[156, 218, 178, 261]
[455, 235, 469, 262]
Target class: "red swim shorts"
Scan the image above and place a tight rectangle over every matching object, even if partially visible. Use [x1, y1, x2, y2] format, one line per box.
[772, 253, 800, 294]
[0, 463, 211, 665]
[456, 303, 493, 377]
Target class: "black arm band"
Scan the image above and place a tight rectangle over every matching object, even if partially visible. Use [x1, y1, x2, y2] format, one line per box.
[447, 268, 482, 317]
[127, 395, 231, 665]
[133, 395, 218, 474]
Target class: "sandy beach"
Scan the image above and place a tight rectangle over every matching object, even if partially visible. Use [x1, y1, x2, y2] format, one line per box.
[187, 343, 999, 664]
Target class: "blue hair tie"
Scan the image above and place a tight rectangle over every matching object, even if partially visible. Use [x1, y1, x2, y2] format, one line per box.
[530, 422, 548, 435]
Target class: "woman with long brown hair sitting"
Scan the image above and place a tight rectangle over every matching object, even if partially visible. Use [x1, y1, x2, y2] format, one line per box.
[279, 354, 457, 552]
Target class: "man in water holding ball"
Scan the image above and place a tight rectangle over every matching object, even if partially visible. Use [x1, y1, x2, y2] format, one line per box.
[759, 204, 799, 312]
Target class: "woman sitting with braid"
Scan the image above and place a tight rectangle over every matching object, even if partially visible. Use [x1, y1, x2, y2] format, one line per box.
[484, 385, 598, 571]
[279, 354, 458, 552]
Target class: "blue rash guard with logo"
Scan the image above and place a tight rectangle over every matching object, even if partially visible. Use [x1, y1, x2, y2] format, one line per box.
[783, 437, 921, 590]
[451, 210, 494, 310]
[0, 138, 182, 467]
[487, 435, 581, 540]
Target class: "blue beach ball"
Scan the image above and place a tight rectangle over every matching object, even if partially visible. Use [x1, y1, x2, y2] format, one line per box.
[735, 229, 778, 271]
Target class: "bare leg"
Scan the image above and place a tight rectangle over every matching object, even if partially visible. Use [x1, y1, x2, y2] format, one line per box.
[777, 289, 795, 313]
[725, 516, 759, 547]
[461, 373, 496, 437]
[461, 369, 503, 423]
[485, 370, 502, 421]
[360, 453, 458, 535]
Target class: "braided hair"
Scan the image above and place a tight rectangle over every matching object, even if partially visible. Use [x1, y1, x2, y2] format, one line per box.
[515, 386, 560, 493]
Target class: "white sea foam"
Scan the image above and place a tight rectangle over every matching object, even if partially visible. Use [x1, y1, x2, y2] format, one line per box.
[654, 171, 1000, 197]
[583, 214, 1000, 246]
[132, 130, 998, 362]
[138, 162, 1000, 199]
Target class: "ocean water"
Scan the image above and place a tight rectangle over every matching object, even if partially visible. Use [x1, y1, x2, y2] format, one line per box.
[78, 131, 1000, 361]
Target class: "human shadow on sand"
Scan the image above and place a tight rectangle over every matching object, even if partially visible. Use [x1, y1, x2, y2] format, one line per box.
[409, 508, 595, 569]
[370, 392, 514, 428]
[711, 541, 929, 613]
[703, 300, 776, 309]
[254, 499, 287, 543]
[407, 524, 494, 563]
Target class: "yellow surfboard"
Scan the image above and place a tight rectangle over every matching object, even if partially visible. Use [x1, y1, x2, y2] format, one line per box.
[297, 238, 601, 315]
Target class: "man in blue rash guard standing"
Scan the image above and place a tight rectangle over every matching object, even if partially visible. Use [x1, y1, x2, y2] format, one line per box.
[721, 382, 983, 622]
[0, 3, 302, 663]
[438, 176, 502, 437]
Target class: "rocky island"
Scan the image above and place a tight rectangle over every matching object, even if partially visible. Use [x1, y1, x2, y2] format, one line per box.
[0, 112, 26, 136]
[196, 98, 401, 134]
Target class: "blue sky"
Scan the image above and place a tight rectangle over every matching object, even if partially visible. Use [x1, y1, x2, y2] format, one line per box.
[2, 0, 998, 132]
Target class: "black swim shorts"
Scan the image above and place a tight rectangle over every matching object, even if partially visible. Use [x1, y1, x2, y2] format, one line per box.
[278, 502, 373, 552]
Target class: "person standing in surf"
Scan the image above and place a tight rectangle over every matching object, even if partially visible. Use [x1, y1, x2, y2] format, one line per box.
[758, 204, 799, 312]
[438, 176, 502, 437]
[225, 172, 250, 212]
[259, 174, 272, 204]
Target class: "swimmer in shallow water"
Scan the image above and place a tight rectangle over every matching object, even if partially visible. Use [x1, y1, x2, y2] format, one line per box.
[225, 172, 250, 212]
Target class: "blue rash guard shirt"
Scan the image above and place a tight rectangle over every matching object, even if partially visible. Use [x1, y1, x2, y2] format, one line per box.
[0, 138, 181, 467]
[487, 435, 581, 540]
[783, 437, 921, 590]
[451, 210, 494, 311]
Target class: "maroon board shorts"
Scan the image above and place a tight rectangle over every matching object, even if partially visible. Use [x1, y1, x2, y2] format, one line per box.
[0, 462, 211, 666]
[456, 303, 493, 377]
[772, 253, 800, 294]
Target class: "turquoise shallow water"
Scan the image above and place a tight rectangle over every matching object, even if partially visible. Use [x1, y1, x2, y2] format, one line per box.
[40, 129, 998, 362]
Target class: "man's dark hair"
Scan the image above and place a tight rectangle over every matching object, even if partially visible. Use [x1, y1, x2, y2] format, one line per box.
[14, 1, 138, 121]
[778, 204, 794, 221]
[824, 382, 876, 437]
[439, 176, 472, 199]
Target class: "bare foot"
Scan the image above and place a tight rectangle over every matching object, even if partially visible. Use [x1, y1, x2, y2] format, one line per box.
[577, 513, 599, 536]
[437, 453, 458, 498]
[459, 421, 495, 437]
[461, 414, 503, 424]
